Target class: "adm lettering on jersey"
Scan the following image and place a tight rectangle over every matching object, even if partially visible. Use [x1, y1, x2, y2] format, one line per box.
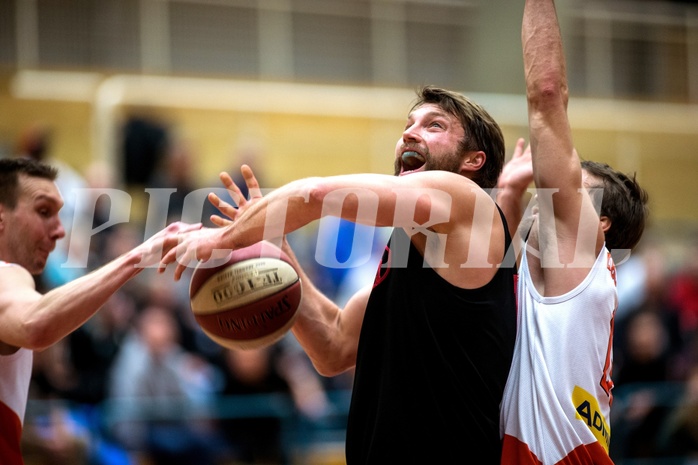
[573, 385, 611, 452]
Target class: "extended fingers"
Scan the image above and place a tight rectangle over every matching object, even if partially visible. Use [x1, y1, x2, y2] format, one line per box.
[219, 171, 246, 207]
[512, 138, 526, 159]
[209, 192, 238, 220]
[174, 262, 189, 281]
[522, 142, 532, 159]
[159, 245, 179, 272]
[241, 164, 262, 199]
[170, 242, 199, 280]
[210, 215, 233, 227]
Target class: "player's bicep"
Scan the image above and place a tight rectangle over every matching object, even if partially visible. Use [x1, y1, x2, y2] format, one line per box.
[315, 173, 463, 231]
[531, 120, 586, 223]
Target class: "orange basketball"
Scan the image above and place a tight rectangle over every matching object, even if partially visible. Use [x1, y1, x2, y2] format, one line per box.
[189, 241, 302, 350]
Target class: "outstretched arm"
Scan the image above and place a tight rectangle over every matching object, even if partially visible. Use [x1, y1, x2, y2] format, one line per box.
[0, 221, 200, 353]
[161, 168, 492, 282]
[524, 0, 604, 288]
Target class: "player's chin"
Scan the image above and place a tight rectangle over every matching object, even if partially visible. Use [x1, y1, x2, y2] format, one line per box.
[31, 258, 48, 275]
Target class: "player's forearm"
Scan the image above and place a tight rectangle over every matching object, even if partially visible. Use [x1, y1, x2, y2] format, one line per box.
[24, 251, 144, 350]
[524, 0, 579, 189]
[281, 238, 355, 376]
[292, 298, 353, 377]
[523, 0, 568, 107]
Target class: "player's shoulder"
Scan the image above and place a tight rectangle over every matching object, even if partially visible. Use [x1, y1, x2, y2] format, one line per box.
[0, 262, 34, 286]
[0, 260, 25, 269]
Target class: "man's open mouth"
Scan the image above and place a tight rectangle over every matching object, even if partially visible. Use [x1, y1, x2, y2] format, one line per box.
[401, 151, 426, 171]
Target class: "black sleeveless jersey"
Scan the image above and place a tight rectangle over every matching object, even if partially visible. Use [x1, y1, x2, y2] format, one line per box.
[345, 207, 517, 464]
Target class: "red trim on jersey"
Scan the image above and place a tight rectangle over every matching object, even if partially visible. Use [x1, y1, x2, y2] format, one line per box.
[502, 435, 543, 464]
[0, 401, 24, 465]
[502, 434, 614, 465]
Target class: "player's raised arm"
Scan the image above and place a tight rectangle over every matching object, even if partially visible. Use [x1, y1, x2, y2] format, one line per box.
[523, 0, 603, 276]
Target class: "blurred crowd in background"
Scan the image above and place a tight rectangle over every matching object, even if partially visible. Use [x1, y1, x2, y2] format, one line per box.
[8, 118, 698, 465]
[11, 118, 371, 465]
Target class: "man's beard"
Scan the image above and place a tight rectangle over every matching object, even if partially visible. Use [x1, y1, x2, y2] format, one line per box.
[394, 149, 463, 176]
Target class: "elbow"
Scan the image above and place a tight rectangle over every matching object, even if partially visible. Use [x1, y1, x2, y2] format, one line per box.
[311, 351, 355, 378]
[314, 363, 340, 378]
[314, 361, 354, 378]
[285, 177, 327, 222]
[304, 177, 330, 205]
[20, 319, 56, 351]
[527, 74, 569, 110]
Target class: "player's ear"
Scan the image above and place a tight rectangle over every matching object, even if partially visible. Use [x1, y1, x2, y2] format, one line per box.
[600, 215, 612, 234]
[460, 150, 486, 173]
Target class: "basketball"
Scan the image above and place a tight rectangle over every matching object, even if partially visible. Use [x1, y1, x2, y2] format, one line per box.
[189, 241, 302, 350]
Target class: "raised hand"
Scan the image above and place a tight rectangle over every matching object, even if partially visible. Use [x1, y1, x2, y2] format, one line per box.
[209, 164, 263, 227]
[498, 137, 533, 193]
[160, 165, 267, 281]
[496, 138, 534, 241]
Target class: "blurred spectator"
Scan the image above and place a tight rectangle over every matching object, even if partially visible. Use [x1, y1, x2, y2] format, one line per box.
[64, 289, 137, 406]
[149, 134, 201, 223]
[616, 310, 674, 386]
[217, 336, 331, 464]
[615, 239, 684, 380]
[659, 364, 698, 460]
[616, 243, 656, 321]
[120, 113, 170, 188]
[120, 112, 172, 225]
[611, 309, 677, 459]
[140, 271, 223, 364]
[15, 121, 89, 289]
[89, 223, 153, 305]
[22, 333, 93, 465]
[79, 160, 125, 272]
[666, 239, 698, 345]
[56, 290, 138, 465]
[20, 399, 90, 465]
[106, 305, 223, 465]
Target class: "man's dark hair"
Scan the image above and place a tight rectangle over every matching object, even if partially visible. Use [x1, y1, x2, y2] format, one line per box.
[411, 85, 506, 189]
[581, 160, 649, 252]
[0, 157, 58, 209]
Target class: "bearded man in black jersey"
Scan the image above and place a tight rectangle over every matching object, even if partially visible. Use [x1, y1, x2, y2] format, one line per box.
[162, 85, 518, 464]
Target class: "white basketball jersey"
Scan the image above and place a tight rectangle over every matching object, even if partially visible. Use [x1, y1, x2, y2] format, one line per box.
[500, 248, 617, 464]
[0, 261, 34, 464]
